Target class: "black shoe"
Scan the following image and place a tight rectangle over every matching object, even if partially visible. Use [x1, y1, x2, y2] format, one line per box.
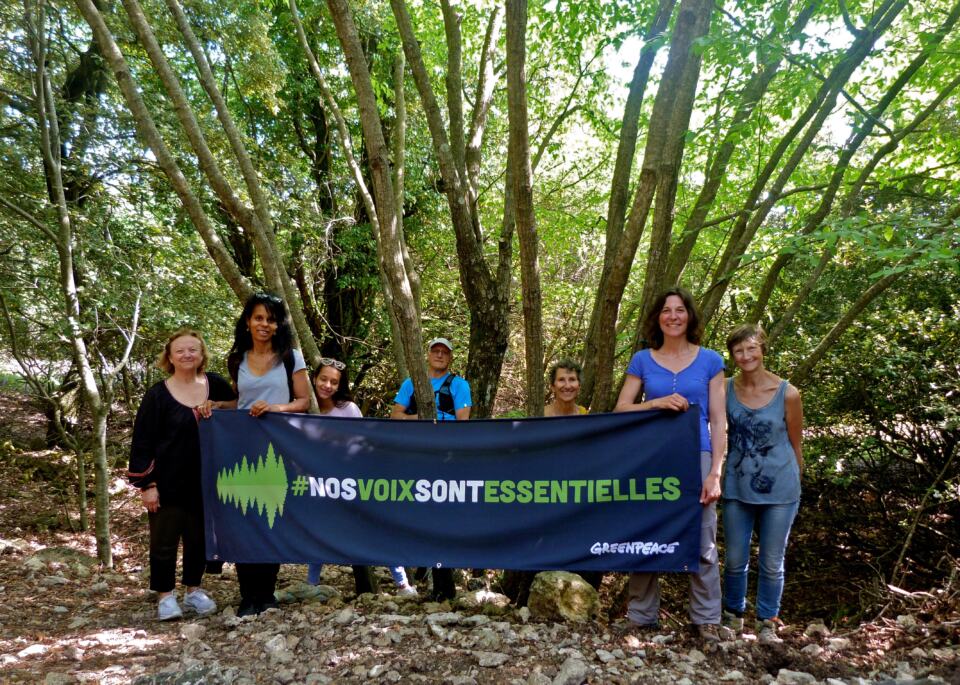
[237, 599, 260, 618]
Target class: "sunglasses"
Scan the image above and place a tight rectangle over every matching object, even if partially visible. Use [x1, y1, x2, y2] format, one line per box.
[319, 357, 346, 370]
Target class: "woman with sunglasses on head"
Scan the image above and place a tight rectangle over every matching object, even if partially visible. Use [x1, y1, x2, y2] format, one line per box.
[201, 292, 311, 617]
[306, 359, 418, 596]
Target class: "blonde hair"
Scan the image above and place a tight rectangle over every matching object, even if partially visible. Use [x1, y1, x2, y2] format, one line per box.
[156, 328, 208, 375]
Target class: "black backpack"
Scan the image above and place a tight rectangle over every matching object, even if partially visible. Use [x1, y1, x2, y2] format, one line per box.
[405, 374, 458, 417]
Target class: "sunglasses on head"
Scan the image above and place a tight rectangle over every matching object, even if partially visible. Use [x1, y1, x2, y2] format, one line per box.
[319, 357, 346, 370]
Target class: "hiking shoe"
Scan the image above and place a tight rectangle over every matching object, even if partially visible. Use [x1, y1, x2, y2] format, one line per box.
[697, 623, 721, 643]
[157, 594, 183, 621]
[183, 589, 217, 616]
[758, 618, 783, 644]
[722, 609, 744, 633]
[397, 584, 418, 597]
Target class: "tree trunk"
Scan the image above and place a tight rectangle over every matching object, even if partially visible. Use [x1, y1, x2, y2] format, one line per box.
[580, 0, 676, 406]
[390, 0, 512, 418]
[28, 2, 113, 565]
[585, 0, 714, 412]
[506, 0, 544, 416]
[326, 0, 435, 416]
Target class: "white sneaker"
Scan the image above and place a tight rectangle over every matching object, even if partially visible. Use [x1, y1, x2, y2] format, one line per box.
[397, 585, 418, 597]
[183, 589, 217, 616]
[158, 594, 183, 621]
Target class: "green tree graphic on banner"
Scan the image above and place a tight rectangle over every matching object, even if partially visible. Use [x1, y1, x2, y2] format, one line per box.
[216, 443, 289, 529]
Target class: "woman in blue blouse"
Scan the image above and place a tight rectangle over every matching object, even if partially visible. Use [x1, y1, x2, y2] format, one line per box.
[615, 287, 727, 642]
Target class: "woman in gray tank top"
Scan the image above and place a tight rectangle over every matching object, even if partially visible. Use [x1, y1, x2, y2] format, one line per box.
[721, 324, 803, 645]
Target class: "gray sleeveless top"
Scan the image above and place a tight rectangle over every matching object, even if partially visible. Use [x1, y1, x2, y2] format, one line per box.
[723, 379, 801, 504]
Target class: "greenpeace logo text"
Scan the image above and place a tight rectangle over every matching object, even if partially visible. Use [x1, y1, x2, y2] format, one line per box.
[590, 541, 679, 555]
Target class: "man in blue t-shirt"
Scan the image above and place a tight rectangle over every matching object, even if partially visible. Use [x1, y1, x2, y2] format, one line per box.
[390, 337, 471, 600]
[390, 337, 472, 421]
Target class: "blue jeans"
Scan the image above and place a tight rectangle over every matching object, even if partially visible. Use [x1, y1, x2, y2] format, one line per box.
[722, 499, 799, 621]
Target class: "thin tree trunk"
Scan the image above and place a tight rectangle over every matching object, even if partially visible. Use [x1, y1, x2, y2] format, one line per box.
[73, 0, 252, 302]
[326, 0, 435, 416]
[27, 0, 112, 565]
[289, 0, 412, 380]
[748, 0, 960, 324]
[664, 0, 818, 286]
[586, 0, 714, 412]
[390, 0, 511, 418]
[698, 0, 908, 324]
[506, 0, 544, 416]
[580, 0, 676, 406]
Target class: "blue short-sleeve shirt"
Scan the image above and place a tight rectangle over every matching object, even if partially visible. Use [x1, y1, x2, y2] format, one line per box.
[394, 373, 472, 421]
[626, 347, 725, 452]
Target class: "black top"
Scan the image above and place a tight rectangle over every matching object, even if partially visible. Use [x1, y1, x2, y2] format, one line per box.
[128, 373, 235, 509]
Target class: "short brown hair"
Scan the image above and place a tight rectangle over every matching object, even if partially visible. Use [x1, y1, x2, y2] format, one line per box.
[549, 359, 582, 384]
[726, 323, 767, 355]
[156, 328, 208, 375]
[642, 287, 703, 349]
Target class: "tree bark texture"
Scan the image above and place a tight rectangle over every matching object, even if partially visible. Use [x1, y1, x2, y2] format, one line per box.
[506, 0, 544, 416]
[326, 0, 435, 417]
[585, 0, 714, 412]
[390, 0, 512, 418]
[578, 0, 676, 407]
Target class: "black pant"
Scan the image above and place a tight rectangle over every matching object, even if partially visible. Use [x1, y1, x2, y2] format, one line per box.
[148, 505, 206, 593]
[236, 563, 280, 604]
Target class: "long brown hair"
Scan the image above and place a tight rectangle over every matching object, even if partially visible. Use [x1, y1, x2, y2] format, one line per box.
[642, 287, 703, 349]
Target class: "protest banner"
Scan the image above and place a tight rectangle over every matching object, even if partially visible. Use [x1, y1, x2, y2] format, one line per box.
[199, 409, 703, 572]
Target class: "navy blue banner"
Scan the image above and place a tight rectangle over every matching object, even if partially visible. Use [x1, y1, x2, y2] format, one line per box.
[199, 410, 703, 573]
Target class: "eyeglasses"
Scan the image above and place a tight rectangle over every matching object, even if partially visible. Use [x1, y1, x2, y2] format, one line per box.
[319, 357, 346, 370]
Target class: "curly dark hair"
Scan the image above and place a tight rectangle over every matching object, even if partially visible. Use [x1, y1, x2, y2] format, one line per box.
[642, 287, 703, 349]
[226, 292, 294, 382]
[311, 360, 354, 408]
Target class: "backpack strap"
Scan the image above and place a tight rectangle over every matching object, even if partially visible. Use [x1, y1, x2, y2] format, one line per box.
[282, 350, 295, 402]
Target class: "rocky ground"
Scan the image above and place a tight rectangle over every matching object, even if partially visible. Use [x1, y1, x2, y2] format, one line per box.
[0, 388, 958, 684]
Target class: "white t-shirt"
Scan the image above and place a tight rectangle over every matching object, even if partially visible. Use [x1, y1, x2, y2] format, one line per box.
[320, 401, 362, 418]
[237, 349, 306, 409]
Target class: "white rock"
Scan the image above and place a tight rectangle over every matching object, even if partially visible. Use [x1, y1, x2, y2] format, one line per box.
[776, 669, 817, 684]
[803, 622, 830, 638]
[333, 607, 355, 625]
[686, 648, 706, 664]
[826, 637, 850, 651]
[721, 671, 745, 681]
[518, 606, 531, 623]
[475, 651, 510, 667]
[17, 644, 49, 658]
[179, 623, 206, 641]
[368, 664, 387, 677]
[304, 673, 331, 684]
[273, 668, 294, 684]
[552, 656, 590, 685]
[896, 614, 917, 628]
[44, 673, 77, 685]
[52, 606, 68, 614]
[801, 643, 824, 656]
[675, 679, 693, 685]
[595, 649, 615, 663]
[264, 635, 293, 663]
[41, 575, 69, 586]
[909, 647, 927, 659]
[425, 611, 461, 625]
[385, 670, 401, 682]
[651, 633, 674, 645]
